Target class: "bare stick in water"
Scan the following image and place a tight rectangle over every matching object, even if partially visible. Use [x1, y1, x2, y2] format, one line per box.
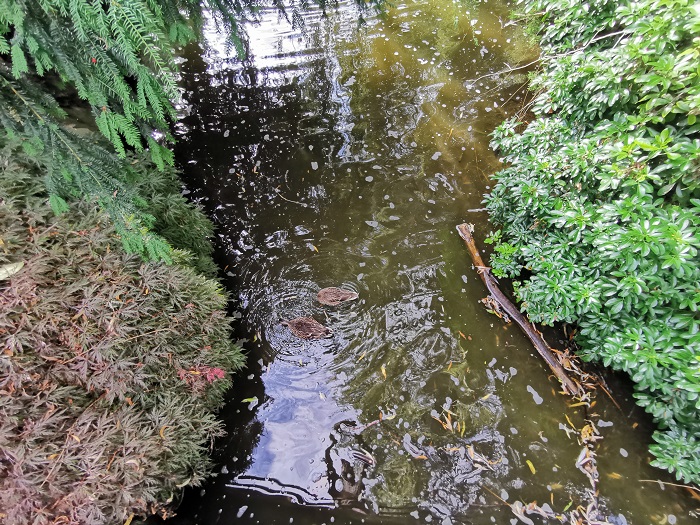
[456, 223, 580, 395]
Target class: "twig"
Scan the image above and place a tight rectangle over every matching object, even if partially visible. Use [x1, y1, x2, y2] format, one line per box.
[456, 223, 580, 395]
[464, 30, 628, 87]
[639, 479, 700, 493]
[275, 188, 308, 207]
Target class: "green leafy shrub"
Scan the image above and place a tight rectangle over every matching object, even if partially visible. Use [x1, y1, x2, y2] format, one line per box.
[486, 0, 700, 483]
[0, 150, 245, 524]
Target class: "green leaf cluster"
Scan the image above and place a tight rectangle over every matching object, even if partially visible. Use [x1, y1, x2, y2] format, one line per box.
[0, 152, 245, 524]
[486, 0, 700, 483]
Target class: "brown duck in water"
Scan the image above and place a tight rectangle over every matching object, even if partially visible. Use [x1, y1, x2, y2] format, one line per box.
[281, 317, 333, 339]
[317, 287, 359, 306]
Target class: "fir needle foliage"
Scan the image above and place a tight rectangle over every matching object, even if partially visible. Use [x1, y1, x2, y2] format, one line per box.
[0, 0, 251, 258]
[0, 145, 245, 525]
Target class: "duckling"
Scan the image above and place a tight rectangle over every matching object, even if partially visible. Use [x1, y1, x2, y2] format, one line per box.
[281, 317, 333, 339]
[317, 287, 359, 306]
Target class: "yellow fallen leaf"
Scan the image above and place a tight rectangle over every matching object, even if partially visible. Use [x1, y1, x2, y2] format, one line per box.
[358, 351, 367, 361]
[526, 459, 536, 474]
[70, 434, 80, 443]
[159, 426, 168, 439]
[564, 413, 577, 430]
[381, 365, 386, 379]
[607, 472, 623, 480]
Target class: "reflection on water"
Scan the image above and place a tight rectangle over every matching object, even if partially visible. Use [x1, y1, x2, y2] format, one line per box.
[170, 1, 697, 524]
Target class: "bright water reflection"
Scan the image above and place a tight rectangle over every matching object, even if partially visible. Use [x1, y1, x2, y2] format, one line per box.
[170, 1, 697, 524]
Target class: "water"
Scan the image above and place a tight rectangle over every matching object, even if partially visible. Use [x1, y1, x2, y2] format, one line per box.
[169, 1, 698, 523]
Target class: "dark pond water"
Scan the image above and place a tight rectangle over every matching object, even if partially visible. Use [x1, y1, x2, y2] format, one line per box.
[170, 1, 698, 523]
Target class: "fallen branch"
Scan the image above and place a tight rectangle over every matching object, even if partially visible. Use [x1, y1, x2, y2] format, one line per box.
[456, 223, 581, 395]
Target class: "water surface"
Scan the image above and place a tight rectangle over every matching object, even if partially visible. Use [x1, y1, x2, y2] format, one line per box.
[171, 1, 698, 523]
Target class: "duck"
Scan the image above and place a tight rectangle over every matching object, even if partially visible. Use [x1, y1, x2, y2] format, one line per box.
[281, 316, 333, 339]
[317, 287, 359, 306]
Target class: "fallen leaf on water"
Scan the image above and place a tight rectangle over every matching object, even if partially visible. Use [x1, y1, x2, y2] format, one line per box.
[607, 472, 623, 480]
[381, 365, 386, 379]
[311, 245, 318, 252]
[447, 361, 453, 371]
[241, 396, 258, 404]
[458, 331, 466, 339]
[358, 351, 367, 361]
[510, 501, 535, 525]
[481, 393, 491, 401]
[564, 413, 577, 430]
[526, 459, 536, 474]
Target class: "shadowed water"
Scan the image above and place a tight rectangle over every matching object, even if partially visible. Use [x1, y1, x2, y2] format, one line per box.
[169, 1, 698, 523]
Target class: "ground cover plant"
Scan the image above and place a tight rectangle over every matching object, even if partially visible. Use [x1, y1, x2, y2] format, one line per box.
[485, 0, 700, 483]
[0, 145, 245, 524]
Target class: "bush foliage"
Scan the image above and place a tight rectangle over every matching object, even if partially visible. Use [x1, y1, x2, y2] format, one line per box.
[0, 146, 245, 524]
[485, 0, 700, 483]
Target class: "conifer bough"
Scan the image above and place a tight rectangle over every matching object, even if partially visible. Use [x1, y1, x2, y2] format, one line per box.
[0, 0, 257, 258]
